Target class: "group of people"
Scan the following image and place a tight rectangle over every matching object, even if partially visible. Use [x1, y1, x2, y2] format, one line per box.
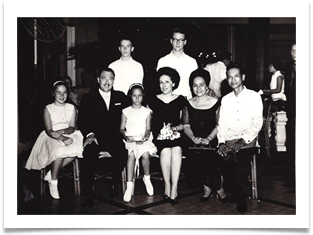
[25, 27, 296, 213]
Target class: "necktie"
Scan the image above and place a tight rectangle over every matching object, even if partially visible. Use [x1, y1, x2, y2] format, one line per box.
[104, 95, 110, 110]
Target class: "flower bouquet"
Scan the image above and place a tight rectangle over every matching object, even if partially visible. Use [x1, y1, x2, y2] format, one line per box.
[157, 123, 180, 140]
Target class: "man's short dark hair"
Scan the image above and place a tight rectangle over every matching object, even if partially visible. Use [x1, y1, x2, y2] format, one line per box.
[98, 67, 115, 78]
[226, 62, 245, 75]
[172, 27, 187, 39]
[119, 37, 133, 47]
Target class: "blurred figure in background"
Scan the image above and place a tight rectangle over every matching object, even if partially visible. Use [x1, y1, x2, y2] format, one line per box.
[204, 51, 232, 99]
[60, 75, 79, 107]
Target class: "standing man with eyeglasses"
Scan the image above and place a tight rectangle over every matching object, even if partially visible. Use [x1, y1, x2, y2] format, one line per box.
[157, 28, 198, 99]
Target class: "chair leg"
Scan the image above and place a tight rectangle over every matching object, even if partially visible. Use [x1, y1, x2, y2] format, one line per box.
[250, 153, 258, 200]
[132, 177, 136, 196]
[263, 100, 272, 158]
[73, 158, 81, 196]
[122, 167, 127, 194]
[264, 126, 271, 157]
[40, 168, 46, 196]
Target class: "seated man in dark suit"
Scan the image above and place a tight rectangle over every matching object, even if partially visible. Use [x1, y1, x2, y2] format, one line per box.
[78, 67, 129, 208]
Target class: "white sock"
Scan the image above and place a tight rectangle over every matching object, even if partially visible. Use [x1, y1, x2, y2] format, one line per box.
[51, 179, 58, 185]
[144, 175, 150, 180]
[126, 181, 133, 188]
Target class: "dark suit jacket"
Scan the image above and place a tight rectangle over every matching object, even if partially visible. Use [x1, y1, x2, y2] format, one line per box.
[284, 61, 296, 118]
[77, 88, 128, 147]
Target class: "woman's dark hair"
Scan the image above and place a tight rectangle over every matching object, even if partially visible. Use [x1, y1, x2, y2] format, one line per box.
[189, 68, 211, 90]
[270, 57, 282, 71]
[156, 67, 180, 91]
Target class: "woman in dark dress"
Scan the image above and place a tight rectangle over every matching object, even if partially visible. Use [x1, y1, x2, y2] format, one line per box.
[183, 68, 229, 203]
[148, 67, 187, 205]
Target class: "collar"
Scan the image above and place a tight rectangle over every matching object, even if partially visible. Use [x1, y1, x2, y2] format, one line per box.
[230, 86, 247, 98]
[170, 50, 186, 58]
[98, 89, 111, 97]
[119, 56, 133, 62]
[273, 70, 281, 76]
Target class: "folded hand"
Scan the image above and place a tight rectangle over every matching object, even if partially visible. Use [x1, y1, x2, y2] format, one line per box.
[83, 135, 98, 148]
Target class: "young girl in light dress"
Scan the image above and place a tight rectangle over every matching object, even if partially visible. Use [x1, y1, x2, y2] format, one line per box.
[120, 83, 157, 202]
[25, 81, 83, 199]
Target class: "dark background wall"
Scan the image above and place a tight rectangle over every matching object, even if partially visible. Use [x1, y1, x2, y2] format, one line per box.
[17, 17, 295, 149]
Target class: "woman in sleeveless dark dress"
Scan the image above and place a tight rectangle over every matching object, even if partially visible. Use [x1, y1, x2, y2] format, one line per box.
[183, 68, 229, 203]
[148, 67, 187, 205]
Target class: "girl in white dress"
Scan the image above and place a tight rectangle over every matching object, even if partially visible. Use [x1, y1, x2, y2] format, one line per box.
[25, 81, 83, 199]
[120, 83, 157, 202]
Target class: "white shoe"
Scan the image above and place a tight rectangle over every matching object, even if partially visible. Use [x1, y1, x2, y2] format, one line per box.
[48, 180, 60, 199]
[123, 182, 133, 202]
[143, 175, 154, 196]
[44, 170, 51, 183]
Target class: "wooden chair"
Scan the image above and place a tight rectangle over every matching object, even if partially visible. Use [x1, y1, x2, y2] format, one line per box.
[40, 152, 128, 197]
[260, 99, 272, 158]
[188, 145, 259, 200]
[126, 153, 185, 197]
[97, 151, 127, 193]
[40, 157, 81, 196]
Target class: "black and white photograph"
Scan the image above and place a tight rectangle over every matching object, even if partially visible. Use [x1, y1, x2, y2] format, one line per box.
[2, 0, 310, 230]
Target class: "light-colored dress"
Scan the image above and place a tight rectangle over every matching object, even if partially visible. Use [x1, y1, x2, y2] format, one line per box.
[25, 103, 83, 170]
[122, 106, 157, 176]
[270, 70, 286, 101]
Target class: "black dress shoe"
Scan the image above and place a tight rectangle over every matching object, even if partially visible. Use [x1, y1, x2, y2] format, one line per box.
[236, 203, 247, 212]
[170, 197, 178, 205]
[83, 197, 94, 209]
[199, 191, 213, 203]
[199, 196, 209, 203]
[163, 195, 170, 201]
[109, 184, 119, 199]
[220, 195, 230, 204]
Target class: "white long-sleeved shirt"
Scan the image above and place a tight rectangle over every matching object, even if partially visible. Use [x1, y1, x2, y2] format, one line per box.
[217, 86, 263, 144]
[157, 51, 198, 99]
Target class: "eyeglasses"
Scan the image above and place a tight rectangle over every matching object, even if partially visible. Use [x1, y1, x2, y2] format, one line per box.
[172, 38, 185, 43]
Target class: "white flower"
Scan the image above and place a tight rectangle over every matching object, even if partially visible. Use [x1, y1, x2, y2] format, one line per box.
[157, 123, 180, 141]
